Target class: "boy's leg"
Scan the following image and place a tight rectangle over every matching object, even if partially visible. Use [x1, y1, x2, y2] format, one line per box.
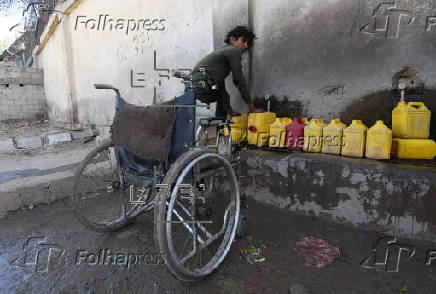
[215, 100, 227, 117]
[213, 82, 232, 117]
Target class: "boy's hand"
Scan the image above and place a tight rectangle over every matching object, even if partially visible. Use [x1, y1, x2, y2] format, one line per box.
[248, 104, 264, 113]
[228, 112, 241, 117]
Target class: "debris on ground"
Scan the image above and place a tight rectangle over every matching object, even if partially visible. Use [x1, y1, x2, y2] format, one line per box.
[240, 246, 266, 264]
[294, 236, 340, 268]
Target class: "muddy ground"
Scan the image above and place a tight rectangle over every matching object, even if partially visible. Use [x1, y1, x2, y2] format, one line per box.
[0, 198, 435, 294]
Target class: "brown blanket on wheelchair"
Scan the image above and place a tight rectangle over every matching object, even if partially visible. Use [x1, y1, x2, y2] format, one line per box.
[111, 98, 175, 162]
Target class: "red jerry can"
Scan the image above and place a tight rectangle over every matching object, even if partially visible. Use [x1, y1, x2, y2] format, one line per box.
[286, 118, 306, 150]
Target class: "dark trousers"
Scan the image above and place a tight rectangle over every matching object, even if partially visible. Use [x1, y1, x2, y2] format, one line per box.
[211, 81, 232, 117]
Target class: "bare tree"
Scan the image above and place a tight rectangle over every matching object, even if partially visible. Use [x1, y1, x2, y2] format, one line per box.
[0, 0, 33, 11]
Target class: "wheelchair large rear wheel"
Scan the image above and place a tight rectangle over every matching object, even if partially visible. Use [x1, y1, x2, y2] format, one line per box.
[154, 149, 240, 281]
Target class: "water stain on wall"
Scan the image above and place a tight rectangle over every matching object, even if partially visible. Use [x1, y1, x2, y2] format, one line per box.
[252, 95, 305, 118]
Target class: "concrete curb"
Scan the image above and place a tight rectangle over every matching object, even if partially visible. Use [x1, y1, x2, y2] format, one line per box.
[0, 141, 96, 215]
[0, 127, 95, 153]
[1, 175, 74, 214]
[0, 138, 15, 153]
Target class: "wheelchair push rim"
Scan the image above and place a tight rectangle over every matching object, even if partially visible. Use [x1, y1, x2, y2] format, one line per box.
[155, 149, 240, 281]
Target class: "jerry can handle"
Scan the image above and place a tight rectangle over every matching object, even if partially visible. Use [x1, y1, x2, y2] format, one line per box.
[408, 102, 425, 109]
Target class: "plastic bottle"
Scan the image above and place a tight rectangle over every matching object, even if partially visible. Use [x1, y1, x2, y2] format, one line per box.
[247, 113, 277, 146]
[286, 118, 306, 150]
[365, 120, 392, 159]
[316, 119, 328, 128]
[230, 123, 247, 142]
[231, 114, 248, 125]
[322, 118, 346, 155]
[392, 102, 431, 139]
[269, 118, 292, 147]
[303, 119, 325, 153]
[301, 118, 310, 125]
[391, 138, 436, 159]
[341, 120, 368, 158]
[230, 114, 248, 143]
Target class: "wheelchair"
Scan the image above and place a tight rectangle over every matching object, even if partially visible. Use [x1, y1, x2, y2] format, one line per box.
[71, 71, 243, 281]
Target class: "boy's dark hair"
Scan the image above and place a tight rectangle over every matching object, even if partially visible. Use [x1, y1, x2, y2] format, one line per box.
[225, 26, 256, 47]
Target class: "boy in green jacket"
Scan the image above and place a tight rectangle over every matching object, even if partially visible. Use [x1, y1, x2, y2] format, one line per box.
[192, 26, 263, 117]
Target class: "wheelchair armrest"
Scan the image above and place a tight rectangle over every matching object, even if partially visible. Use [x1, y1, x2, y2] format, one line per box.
[199, 117, 232, 126]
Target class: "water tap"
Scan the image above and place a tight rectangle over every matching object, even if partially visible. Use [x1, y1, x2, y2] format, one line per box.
[398, 83, 407, 102]
[265, 94, 271, 112]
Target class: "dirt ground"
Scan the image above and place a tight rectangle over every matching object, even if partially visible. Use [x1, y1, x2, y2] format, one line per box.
[0, 197, 435, 294]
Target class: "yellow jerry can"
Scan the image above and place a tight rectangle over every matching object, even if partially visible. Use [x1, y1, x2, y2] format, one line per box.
[231, 114, 248, 124]
[230, 123, 247, 142]
[230, 114, 248, 143]
[301, 118, 310, 125]
[365, 120, 392, 159]
[322, 118, 346, 155]
[341, 120, 368, 158]
[316, 119, 328, 128]
[269, 118, 292, 147]
[392, 102, 431, 139]
[391, 138, 436, 159]
[303, 119, 325, 153]
[247, 112, 277, 146]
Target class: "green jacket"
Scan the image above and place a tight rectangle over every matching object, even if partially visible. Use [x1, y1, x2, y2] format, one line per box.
[192, 45, 251, 104]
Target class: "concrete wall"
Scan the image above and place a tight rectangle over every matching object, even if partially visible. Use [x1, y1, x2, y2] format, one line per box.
[242, 149, 436, 242]
[213, 0, 436, 138]
[0, 66, 47, 121]
[36, 20, 73, 126]
[35, 0, 214, 126]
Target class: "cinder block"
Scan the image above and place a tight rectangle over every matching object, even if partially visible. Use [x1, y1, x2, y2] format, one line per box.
[0, 138, 16, 153]
[14, 135, 43, 149]
[47, 132, 72, 145]
[70, 127, 94, 140]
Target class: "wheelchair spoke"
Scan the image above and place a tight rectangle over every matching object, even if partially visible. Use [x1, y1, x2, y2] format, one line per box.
[156, 150, 240, 279]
